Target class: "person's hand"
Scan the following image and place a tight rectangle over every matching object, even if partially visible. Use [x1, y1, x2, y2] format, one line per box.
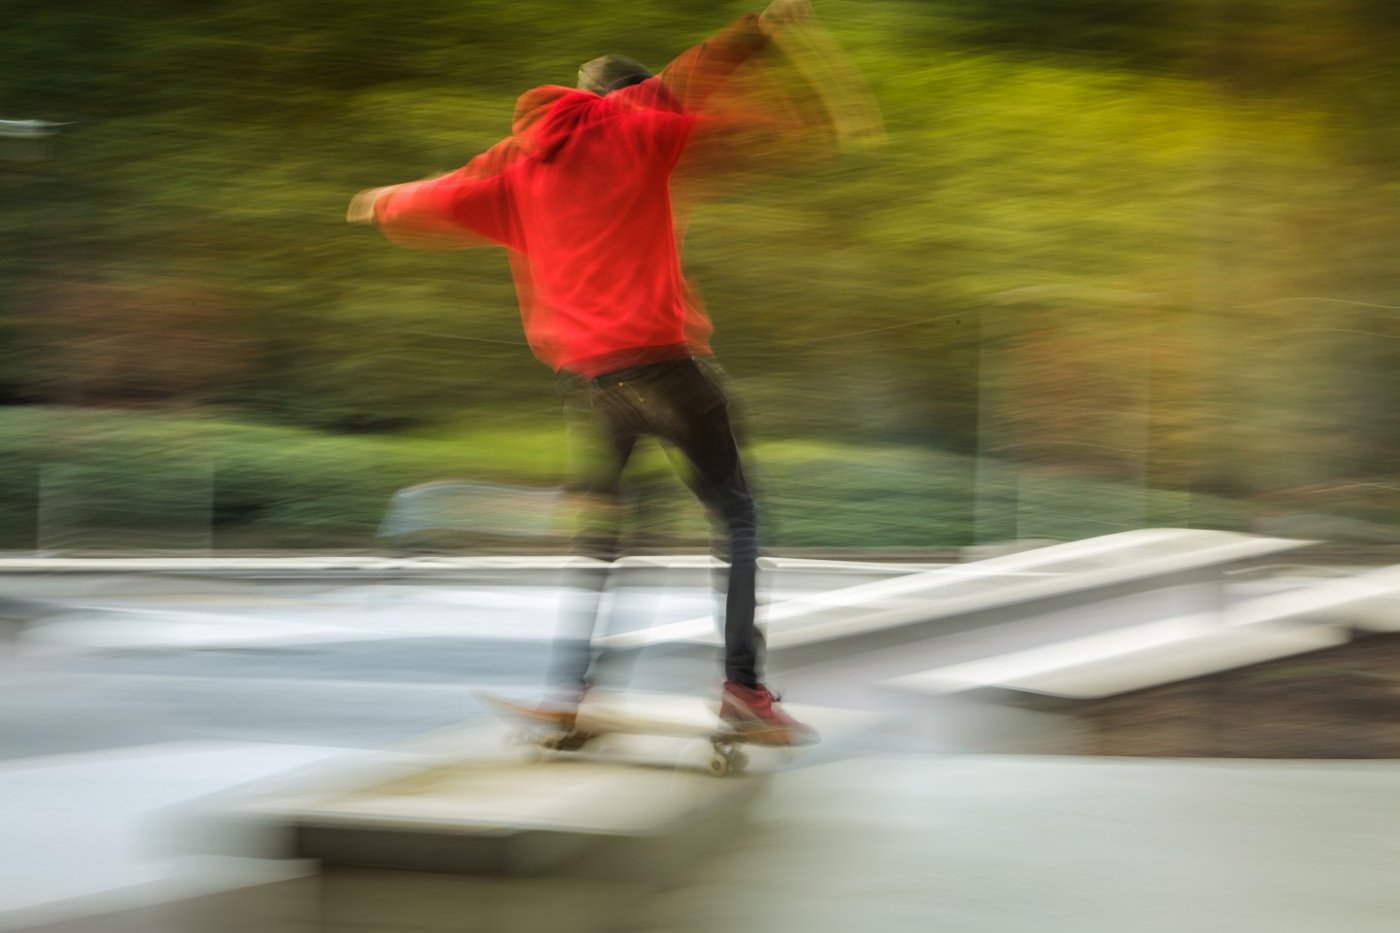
[346, 186, 391, 224]
[759, 0, 812, 36]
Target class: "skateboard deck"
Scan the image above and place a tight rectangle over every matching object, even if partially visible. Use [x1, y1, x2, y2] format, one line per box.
[475, 690, 761, 776]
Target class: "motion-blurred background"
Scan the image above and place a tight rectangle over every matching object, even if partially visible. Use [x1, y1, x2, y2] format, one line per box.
[5, 0, 1400, 554]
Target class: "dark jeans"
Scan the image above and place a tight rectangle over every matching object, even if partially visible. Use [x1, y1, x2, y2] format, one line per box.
[548, 356, 763, 691]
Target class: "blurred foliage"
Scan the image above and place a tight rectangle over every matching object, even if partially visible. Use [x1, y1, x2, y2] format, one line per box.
[0, 406, 1248, 550]
[4, 0, 1400, 548]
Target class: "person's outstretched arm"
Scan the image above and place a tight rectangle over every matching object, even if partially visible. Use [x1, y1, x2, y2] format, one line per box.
[643, 0, 811, 114]
[346, 137, 524, 251]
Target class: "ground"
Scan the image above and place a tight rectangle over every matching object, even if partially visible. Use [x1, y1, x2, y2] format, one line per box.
[1079, 631, 1400, 758]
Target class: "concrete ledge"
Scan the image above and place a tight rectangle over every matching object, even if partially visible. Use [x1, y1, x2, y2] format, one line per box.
[766, 529, 1306, 653]
[1310, 565, 1400, 633]
[174, 721, 772, 933]
[275, 755, 767, 881]
[205, 698, 771, 884]
[877, 565, 1400, 754]
[888, 562, 1400, 705]
[602, 530, 1308, 678]
[890, 621, 1347, 702]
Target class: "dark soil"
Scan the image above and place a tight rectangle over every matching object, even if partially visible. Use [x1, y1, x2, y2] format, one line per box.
[1076, 631, 1400, 758]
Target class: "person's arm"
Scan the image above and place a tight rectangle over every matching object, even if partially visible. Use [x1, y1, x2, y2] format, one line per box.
[347, 150, 524, 251]
[647, 0, 811, 114]
[609, 1, 814, 175]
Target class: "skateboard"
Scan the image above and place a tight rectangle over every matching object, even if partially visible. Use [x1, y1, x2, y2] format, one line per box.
[475, 690, 757, 777]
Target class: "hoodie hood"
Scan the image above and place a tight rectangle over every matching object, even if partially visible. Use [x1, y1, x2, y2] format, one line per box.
[511, 86, 602, 163]
[510, 79, 684, 164]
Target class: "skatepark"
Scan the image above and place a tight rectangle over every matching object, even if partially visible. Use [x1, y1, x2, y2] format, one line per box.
[5, 529, 1400, 932]
[11, 0, 1400, 928]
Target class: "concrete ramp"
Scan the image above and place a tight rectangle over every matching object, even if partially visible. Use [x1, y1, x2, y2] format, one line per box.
[890, 562, 1400, 703]
[602, 529, 1307, 677]
[882, 562, 1400, 754]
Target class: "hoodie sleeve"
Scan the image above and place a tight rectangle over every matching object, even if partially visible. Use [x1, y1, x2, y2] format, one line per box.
[603, 14, 769, 173]
[372, 155, 524, 252]
[654, 13, 770, 114]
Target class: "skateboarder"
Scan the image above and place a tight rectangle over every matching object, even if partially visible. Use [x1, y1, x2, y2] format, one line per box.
[349, 1, 821, 745]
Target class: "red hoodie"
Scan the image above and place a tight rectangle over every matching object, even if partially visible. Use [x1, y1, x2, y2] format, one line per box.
[372, 15, 771, 377]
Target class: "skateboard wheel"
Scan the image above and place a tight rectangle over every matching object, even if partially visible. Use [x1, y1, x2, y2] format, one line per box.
[727, 749, 749, 774]
[707, 752, 731, 777]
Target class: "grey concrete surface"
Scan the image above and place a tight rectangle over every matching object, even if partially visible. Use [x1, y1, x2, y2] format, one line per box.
[3, 535, 1397, 932]
[633, 755, 1400, 933]
[9, 746, 1400, 933]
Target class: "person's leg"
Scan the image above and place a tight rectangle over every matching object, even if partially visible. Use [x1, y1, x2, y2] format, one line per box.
[645, 358, 815, 744]
[573, 358, 812, 743]
[545, 373, 636, 701]
[642, 359, 763, 686]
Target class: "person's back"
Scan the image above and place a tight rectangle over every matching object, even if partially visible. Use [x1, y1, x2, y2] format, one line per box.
[506, 87, 697, 374]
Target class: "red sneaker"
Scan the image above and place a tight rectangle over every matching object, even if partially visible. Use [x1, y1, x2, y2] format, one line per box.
[525, 685, 589, 732]
[720, 681, 819, 746]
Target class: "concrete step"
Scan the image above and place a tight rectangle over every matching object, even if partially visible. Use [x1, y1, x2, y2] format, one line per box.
[174, 697, 871, 933]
